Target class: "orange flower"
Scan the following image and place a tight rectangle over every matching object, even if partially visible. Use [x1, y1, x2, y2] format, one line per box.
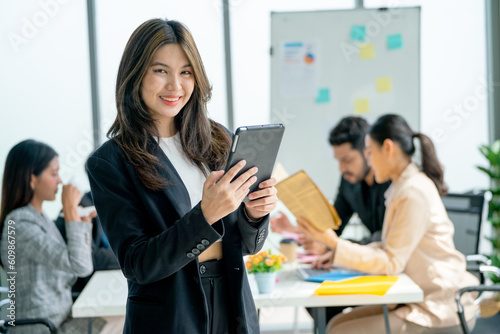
[246, 249, 285, 274]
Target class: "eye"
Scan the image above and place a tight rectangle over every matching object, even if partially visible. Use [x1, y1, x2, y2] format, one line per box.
[181, 70, 192, 75]
[154, 69, 166, 74]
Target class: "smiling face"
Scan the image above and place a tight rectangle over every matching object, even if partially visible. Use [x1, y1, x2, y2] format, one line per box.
[140, 43, 195, 136]
[333, 142, 369, 184]
[31, 156, 62, 203]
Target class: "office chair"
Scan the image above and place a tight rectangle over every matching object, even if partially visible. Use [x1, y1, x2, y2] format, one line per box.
[441, 192, 488, 256]
[455, 265, 500, 334]
[0, 286, 56, 333]
[442, 192, 500, 333]
[442, 192, 492, 280]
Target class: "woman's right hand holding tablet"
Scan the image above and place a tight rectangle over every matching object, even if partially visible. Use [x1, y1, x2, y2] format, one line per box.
[201, 160, 258, 224]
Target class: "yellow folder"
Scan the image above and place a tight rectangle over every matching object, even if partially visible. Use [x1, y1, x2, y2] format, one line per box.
[314, 276, 399, 296]
[275, 170, 341, 232]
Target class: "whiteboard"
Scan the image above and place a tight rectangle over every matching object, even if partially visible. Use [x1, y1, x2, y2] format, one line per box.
[270, 7, 420, 200]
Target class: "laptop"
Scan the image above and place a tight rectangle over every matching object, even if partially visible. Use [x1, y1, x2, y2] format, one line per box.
[296, 266, 367, 283]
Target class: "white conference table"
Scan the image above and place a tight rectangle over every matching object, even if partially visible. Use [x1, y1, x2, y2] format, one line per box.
[253, 266, 423, 334]
[72, 267, 423, 334]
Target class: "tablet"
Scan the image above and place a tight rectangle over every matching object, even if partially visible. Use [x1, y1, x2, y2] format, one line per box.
[225, 124, 285, 196]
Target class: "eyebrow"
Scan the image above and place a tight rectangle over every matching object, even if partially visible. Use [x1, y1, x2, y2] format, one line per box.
[150, 61, 191, 68]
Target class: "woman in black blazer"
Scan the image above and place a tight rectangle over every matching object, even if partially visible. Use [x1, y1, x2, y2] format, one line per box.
[87, 18, 277, 334]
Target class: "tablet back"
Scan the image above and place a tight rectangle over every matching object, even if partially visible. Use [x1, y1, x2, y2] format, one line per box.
[225, 124, 285, 195]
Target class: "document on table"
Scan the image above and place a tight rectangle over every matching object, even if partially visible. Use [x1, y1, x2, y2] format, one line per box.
[275, 170, 341, 232]
[314, 276, 399, 296]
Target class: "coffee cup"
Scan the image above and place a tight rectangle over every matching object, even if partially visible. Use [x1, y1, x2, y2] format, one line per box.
[279, 238, 297, 263]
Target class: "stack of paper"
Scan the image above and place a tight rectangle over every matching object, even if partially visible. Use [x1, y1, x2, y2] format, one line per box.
[275, 170, 341, 231]
[314, 276, 399, 296]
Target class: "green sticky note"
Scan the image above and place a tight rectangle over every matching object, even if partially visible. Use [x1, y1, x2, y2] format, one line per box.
[360, 44, 375, 59]
[355, 99, 370, 114]
[387, 34, 403, 50]
[315, 88, 330, 103]
[350, 25, 366, 42]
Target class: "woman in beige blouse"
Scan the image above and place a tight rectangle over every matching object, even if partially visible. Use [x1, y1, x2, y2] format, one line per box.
[299, 114, 478, 333]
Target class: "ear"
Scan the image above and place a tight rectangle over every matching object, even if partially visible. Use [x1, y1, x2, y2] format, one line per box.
[382, 139, 397, 157]
[30, 174, 37, 190]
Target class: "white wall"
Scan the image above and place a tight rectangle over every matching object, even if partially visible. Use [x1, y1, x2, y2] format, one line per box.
[0, 0, 93, 218]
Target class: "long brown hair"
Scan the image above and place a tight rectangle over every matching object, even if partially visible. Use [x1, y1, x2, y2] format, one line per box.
[108, 18, 231, 190]
[0, 140, 58, 236]
[369, 114, 448, 195]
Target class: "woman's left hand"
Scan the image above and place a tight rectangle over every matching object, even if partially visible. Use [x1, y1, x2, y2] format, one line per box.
[244, 178, 278, 221]
[297, 217, 339, 250]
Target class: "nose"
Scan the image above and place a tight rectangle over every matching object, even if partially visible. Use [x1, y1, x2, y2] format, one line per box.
[166, 74, 181, 91]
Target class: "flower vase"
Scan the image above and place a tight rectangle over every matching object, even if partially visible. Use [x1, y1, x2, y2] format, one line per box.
[254, 272, 277, 294]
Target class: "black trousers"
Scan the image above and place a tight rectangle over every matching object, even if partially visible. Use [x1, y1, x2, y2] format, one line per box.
[199, 259, 230, 334]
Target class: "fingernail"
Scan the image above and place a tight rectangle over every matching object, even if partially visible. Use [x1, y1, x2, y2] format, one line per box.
[239, 160, 246, 166]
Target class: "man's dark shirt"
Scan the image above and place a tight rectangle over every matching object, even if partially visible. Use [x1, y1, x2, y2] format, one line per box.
[334, 177, 391, 243]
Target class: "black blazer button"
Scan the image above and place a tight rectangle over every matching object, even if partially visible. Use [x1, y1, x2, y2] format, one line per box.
[196, 243, 205, 250]
[199, 264, 206, 275]
[192, 248, 201, 255]
[187, 253, 195, 259]
[201, 239, 210, 246]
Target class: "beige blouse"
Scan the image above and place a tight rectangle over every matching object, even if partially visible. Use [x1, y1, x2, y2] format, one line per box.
[333, 163, 478, 328]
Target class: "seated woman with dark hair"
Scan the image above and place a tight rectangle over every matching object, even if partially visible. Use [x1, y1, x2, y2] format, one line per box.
[299, 115, 479, 334]
[0, 139, 105, 334]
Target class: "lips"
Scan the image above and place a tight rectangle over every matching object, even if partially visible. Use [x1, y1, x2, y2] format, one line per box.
[159, 95, 181, 102]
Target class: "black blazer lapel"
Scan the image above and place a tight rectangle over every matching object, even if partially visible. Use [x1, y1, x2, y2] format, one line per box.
[148, 138, 192, 218]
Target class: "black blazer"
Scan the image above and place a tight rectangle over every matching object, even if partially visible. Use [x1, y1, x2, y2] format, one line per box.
[86, 136, 268, 334]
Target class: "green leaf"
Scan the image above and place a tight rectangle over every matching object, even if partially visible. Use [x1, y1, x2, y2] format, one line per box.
[479, 145, 492, 159]
[479, 145, 498, 165]
[493, 140, 500, 155]
[489, 217, 500, 228]
[487, 254, 500, 283]
[477, 166, 496, 178]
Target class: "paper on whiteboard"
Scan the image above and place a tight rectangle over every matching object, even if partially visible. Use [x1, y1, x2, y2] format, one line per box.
[280, 41, 318, 98]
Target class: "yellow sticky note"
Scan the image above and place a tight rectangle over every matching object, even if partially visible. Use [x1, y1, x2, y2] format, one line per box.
[355, 99, 369, 114]
[376, 77, 392, 92]
[360, 44, 375, 59]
